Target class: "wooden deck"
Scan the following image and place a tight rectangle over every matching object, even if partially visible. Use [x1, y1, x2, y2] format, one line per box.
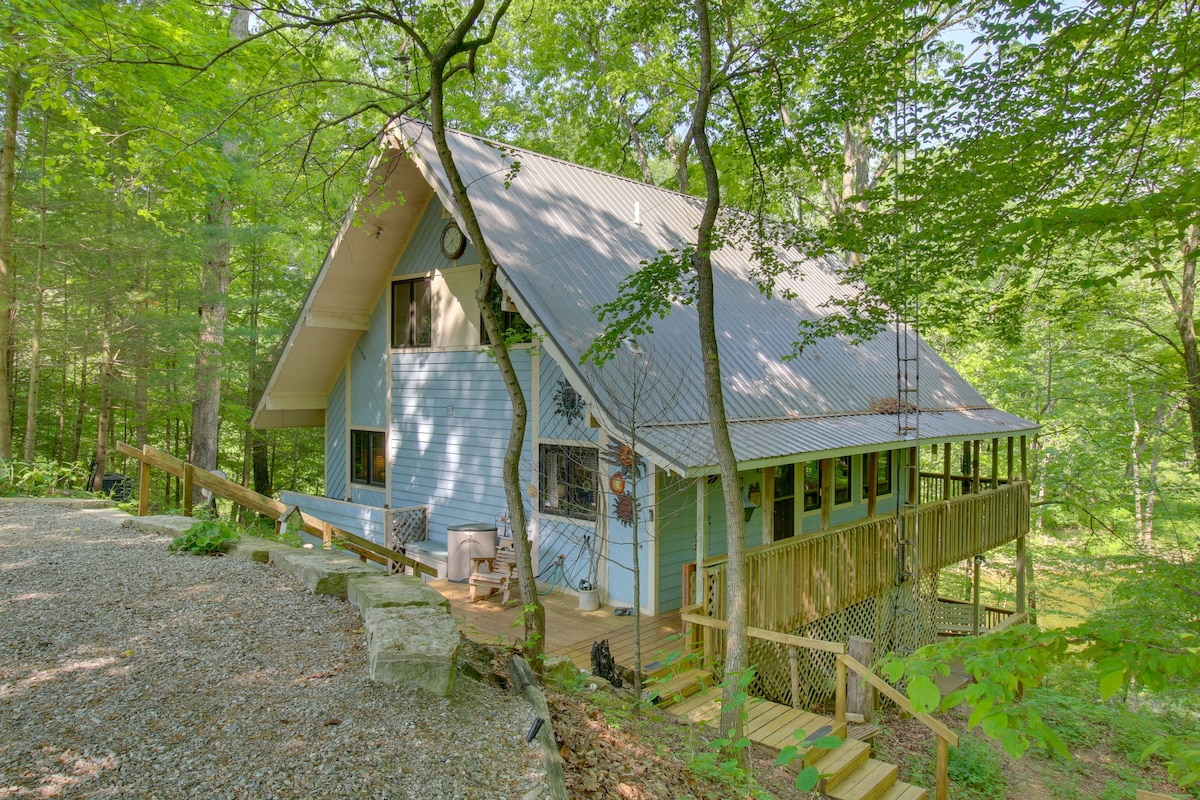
[432, 579, 687, 673]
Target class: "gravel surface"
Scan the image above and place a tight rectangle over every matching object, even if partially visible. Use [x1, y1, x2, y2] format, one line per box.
[0, 502, 541, 799]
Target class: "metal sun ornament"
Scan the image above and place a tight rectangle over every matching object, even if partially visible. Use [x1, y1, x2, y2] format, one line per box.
[552, 380, 584, 423]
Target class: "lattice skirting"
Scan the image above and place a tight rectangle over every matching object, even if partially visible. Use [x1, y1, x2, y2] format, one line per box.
[715, 575, 941, 709]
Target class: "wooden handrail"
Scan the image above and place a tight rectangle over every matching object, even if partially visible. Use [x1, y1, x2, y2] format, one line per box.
[836, 654, 958, 745]
[680, 611, 847, 655]
[836, 653, 957, 800]
[987, 610, 1028, 634]
[117, 441, 434, 577]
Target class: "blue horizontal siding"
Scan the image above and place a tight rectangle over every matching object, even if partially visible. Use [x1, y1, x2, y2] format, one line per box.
[538, 357, 597, 443]
[325, 369, 347, 500]
[349, 295, 389, 429]
[391, 348, 534, 545]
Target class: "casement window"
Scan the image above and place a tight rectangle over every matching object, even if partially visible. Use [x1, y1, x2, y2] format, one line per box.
[391, 277, 432, 348]
[802, 461, 822, 511]
[772, 463, 795, 541]
[834, 455, 853, 505]
[539, 444, 598, 521]
[863, 451, 893, 499]
[350, 430, 386, 487]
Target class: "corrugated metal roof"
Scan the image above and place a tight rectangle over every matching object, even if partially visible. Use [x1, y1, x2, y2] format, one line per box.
[399, 121, 1037, 471]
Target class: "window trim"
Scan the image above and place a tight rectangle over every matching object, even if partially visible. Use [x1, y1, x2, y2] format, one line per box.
[802, 461, 822, 512]
[390, 276, 433, 349]
[539, 443, 599, 522]
[863, 451, 894, 499]
[833, 455, 853, 506]
[350, 428, 387, 488]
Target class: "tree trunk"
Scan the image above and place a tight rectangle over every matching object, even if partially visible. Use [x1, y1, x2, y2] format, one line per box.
[1175, 224, 1200, 473]
[424, 9, 545, 661]
[691, 0, 749, 761]
[91, 325, 113, 491]
[245, 247, 272, 496]
[22, 109, 47, 462]
[188, 192, 231, 489]
[69, 350, 88, 464]
[0, 70, 27, 460]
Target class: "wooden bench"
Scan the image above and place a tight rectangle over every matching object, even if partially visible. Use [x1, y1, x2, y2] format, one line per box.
[469, 536, 518, 602]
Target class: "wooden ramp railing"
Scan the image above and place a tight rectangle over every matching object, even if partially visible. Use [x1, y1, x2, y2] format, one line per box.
[116, 442, 434, 577]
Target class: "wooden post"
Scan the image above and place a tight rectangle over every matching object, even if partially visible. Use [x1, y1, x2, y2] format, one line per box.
[866, 452, 878, 518]
[182, 464, 194, 517]
[834, 656, 847, 724]
[1007, 436, 1014, 482]
[847, 636, 875, 722]
[820, 458, 832, 530]
[971, 440, 981, 494]
[762, 466, 775, 545]
[1020, 434, 1028, 481]
[935, 736, 950, 800]
[990, 438, 999, 489]
[942, 444, 951, 501]
[972, 555, 983, 636]
[322, 520, 333, 550]
[137, 453, 150, 517]
[788, 645, 800, 708]
[1015, 535, 1027, 614]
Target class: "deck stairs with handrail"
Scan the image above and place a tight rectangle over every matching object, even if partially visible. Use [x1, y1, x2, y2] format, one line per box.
[660, 685, 927, 800]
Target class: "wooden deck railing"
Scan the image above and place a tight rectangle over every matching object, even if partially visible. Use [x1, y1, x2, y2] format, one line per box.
[934, 596, 1018, 636]
[116, 442, 434, 577]
[701, 481, 1029, 630]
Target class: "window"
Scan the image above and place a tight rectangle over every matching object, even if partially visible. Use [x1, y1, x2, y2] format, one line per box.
[391, 277, 432, 348]
[351, 430, 386, 487]
[803, 461, 822, 511]
[773, 463, 795, 541]
[540, 444, 598, 520]
[834, 456, 852, 505]
[862, 451, 894, 499]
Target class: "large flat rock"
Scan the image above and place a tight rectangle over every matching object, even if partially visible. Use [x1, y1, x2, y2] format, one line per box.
[121, 514, 197, 536]
[270, 549, 377, 597]
[347, 574, 449, 616]
[363, 606, 460, 696]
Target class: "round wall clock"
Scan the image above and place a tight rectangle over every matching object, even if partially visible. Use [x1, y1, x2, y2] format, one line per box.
[440, 221, 467, 259]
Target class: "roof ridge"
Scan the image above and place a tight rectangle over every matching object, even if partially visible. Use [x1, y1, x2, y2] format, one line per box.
[400, 117, 706, 207]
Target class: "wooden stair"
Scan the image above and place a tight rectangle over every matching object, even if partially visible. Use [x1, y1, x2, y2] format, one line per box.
[660, 693, 927, 800]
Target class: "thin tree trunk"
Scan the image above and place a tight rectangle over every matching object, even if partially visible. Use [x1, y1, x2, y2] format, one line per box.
[188, 192, 231, 488]
[91, 325, 113, 491]
[1175, 224, 1200, 473]
[420, 0, 543, 662]
[69, 350, 89, 464]
[0, 70, 27, 460]
[22, 109, 47, 461]
[691, 0, 749, 761]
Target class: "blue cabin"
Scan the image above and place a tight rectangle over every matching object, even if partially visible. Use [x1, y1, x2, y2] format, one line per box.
[252, 121, 1037, 673]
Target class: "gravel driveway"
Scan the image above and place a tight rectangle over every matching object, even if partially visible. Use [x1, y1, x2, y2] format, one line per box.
[0, 502, 540, 799]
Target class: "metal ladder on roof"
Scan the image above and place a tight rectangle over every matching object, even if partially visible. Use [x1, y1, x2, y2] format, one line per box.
[891, 41, 922, 658]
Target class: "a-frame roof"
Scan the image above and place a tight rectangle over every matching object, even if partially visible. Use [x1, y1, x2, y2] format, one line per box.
[254, 119, 1037, 476]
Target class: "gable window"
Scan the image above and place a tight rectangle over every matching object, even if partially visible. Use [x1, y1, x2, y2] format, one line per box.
[834, 456, 852, 505]
[773, 463, 795, 541]
[863, 451, 893, 499]
[391, 277, 432, 348]
[540, 444, 598, 521]
[802, 461, 822, 511]
[351, 430, 386, 487]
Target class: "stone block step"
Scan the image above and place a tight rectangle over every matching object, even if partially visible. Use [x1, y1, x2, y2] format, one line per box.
[227, 537, 297, 563]
[270, 549, 377, 597]
[363, 605, 459, 696]
[347, 573, 449, 615]
[824, 758, 899, 800]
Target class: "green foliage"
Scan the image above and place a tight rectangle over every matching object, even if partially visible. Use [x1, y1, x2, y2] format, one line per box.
[167, 518, 240, 556]
[0, 460, 92, 497]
